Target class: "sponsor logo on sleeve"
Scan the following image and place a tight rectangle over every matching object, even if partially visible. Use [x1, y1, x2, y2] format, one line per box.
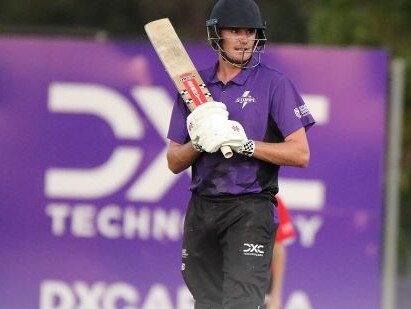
[294, 104, 311, 119]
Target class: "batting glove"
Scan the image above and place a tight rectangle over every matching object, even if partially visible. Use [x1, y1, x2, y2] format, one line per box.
[196, 118, 230, 153]
[187, 101, 228, 152]
[222, 120, 255, 157]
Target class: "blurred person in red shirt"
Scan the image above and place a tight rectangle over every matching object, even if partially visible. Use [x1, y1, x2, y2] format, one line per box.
[266, 195, 296, 309]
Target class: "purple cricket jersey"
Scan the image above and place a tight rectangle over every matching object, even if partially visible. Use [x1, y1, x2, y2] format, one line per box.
[167, 61, 315, 197]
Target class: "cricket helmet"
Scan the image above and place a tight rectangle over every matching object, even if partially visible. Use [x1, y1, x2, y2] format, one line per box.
[206, 0, 267, 48]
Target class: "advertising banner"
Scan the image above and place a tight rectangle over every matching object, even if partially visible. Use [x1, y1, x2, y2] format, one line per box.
[0, 37, 388, 309]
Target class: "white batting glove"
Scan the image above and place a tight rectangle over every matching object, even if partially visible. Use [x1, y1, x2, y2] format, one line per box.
[188, 101, 228, 124]
[186, 101, 228, 151]
[222, 120, 255, 157]
[198, 120, 255, 155]
[197, 118, 229, 153]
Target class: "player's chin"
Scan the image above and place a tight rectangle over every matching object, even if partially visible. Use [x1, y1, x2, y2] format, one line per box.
[228, 51, 252, 63]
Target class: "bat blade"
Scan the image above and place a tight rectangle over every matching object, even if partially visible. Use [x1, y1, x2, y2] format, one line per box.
[145, 18, 232, 158]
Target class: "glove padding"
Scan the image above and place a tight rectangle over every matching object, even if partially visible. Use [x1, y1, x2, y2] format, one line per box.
[198, 120, 255, 156]
[196, 118, 231, 153]
[222, 120, 255, 157]
[187, 102, 228, 151]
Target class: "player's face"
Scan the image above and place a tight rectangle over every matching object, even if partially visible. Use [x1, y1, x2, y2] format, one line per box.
[220, 28, 257, 65]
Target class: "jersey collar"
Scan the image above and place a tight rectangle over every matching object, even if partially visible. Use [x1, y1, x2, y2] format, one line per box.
[207, 61, 254, 86]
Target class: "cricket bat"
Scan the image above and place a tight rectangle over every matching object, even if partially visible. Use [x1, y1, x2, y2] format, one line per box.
[144, 18, 233, 158]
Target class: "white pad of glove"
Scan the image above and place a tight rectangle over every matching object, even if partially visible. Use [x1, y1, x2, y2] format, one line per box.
[187, 101, 228, 146]
[222, 120, 248, 148]
[199, 120, 253, 155]
[197, 118, 229, 153]
[222, 120, 255, 157]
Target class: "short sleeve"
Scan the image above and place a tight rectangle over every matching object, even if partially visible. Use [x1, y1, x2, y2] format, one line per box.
[270, 76, 315, 137]
[167, 93, 190, 144]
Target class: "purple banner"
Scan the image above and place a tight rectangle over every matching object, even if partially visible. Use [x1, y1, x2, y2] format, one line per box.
[0, 37, 388, 309]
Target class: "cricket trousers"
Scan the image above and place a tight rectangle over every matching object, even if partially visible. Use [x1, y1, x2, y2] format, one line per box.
[182, 193, 278, 309]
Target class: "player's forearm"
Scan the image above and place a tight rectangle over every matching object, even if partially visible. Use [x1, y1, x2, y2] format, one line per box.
[167, 141, 201, 173]
[253, 139, 310, 167]
[251, 127, 310, 167]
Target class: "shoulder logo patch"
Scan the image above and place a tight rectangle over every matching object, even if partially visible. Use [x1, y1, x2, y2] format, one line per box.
[294, 104, 311, 119]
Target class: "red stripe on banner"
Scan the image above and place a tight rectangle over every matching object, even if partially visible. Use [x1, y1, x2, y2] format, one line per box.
[181, 74, 207, 106]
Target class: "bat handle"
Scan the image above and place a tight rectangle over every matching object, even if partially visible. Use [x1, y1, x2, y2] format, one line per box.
[221, 145, 233, 158]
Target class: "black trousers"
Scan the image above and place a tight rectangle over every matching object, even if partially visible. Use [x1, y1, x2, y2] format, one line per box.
[182, 193, 278, 309]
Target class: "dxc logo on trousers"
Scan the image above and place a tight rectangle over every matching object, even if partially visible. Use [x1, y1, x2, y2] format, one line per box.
[243, 243, 265, 257]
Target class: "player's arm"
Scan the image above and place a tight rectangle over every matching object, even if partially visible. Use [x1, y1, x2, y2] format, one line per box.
[224, 125, 310, 167]
[253, 127, 310, 167]
[167, 140, 201, 174]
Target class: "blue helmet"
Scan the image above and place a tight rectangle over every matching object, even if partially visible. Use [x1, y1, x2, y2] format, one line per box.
[206, 0, 267, 48]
